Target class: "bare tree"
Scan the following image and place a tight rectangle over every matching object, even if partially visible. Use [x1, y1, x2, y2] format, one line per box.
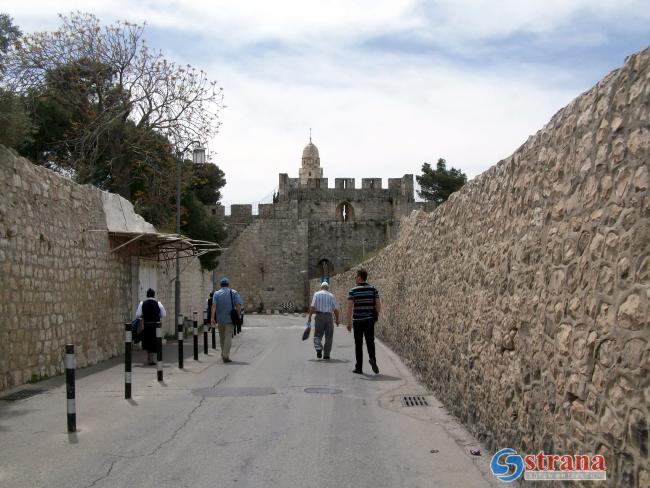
[3, 12, 224, 194]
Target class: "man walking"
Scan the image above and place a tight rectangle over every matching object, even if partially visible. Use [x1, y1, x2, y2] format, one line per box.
[210, 277, 242, 363]
[135, 288, 167, 366]
[307, 281, 340, 359]
[346, 269, 380, 374]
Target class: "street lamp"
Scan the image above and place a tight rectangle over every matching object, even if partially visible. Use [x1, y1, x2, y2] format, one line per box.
[175, 142, 205, 330]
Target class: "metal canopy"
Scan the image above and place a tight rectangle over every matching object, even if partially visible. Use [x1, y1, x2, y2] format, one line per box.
[108, 231, 223, 262]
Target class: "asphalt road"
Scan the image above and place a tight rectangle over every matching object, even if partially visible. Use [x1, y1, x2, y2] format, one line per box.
[0, 314, 498, 487]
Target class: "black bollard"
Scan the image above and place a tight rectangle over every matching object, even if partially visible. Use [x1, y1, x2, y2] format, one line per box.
[203, 313, 209, 355]
[156, 322, 163, 382]
[177, 313, 184, 369]
[65, 344, 76, 432]
[193, 311, 199, 361]
[125, 323, 132, 399]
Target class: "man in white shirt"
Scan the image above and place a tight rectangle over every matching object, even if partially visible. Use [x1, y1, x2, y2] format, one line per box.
[135, 288, 167, 365]
[307, 281, 340, 359]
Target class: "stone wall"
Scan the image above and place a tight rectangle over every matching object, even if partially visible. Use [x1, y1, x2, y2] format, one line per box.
[0, 147, 212, 391]
[316, 48, 650, 486]
[215, 219, 309, 312]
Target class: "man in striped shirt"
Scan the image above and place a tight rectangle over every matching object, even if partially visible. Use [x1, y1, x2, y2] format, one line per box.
[307, 281, 340, 359]
[346, 269, 381, 374]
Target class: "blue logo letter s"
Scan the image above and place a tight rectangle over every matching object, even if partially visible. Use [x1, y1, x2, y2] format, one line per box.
[490, 448, 524, 482]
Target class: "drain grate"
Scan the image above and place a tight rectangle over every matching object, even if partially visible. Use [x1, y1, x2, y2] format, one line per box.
[401, 395, 429, 407]
[0, 389, 47, 402]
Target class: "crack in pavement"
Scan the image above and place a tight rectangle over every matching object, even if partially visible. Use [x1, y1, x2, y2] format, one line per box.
[81, 373, 231, 488]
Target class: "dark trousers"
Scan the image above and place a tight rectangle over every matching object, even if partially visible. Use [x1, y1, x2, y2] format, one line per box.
[353, 320, 376, 371]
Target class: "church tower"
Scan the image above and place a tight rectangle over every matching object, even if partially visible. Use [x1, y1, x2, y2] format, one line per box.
[298, 132, 323, 184]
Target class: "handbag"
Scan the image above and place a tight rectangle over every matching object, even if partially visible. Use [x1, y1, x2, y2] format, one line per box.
[302, 324, 311, 341]
[229, 290, 242, 326]
[131, 318, 143, 343]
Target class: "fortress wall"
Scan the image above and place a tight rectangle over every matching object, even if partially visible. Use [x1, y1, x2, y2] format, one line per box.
[308, 221, 393, 278]
[214, 219, 309, 311]
[0, 147, 212, 391]
[319, 48, 650, 486]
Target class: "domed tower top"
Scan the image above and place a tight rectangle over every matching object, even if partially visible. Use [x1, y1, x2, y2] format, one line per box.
[299, 130, 323, 183]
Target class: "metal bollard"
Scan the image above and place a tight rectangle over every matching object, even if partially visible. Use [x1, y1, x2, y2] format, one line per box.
[125, 323, 132, 399]
[156, 322, 163, 382]
[177, 314, 184, 369]
[65, 344, 76, 432]
[193, 311, 199, 361]
[203, 317, 209, 355]
[203, 310, 209, 354]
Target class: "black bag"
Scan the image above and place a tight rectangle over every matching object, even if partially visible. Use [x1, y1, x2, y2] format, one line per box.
[131, 318, 143, 344]
[229, 290, 242, 327]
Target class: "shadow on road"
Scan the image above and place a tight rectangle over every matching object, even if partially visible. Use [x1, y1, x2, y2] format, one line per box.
[307, 359, 351, 364]
[358, 374, 401, 381]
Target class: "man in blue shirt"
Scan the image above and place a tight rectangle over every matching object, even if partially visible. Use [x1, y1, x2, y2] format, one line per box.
[346, 269, 381, 374]
[210, 277, 242, 363]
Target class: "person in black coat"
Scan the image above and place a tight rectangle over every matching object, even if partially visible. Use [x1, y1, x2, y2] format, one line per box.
[135, 288, 167, 365]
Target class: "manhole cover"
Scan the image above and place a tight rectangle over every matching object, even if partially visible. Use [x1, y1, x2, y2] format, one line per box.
[304, 387, 343, 395]
[401, 395, 429, 407]
[1, 389, 47, 402]
[192, 387, 276, 397]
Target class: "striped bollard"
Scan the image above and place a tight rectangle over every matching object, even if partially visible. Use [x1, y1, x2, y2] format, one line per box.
[65, 344, 76, 433]
[156, 322, 163, 382]
[125, 323, 132, 399]
[193, 311, 199, 361]
[177, 314, 184, 369]
[203, 311, 209, 355]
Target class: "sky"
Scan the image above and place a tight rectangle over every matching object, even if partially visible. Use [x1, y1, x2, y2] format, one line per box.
[3, 1, 649, 208]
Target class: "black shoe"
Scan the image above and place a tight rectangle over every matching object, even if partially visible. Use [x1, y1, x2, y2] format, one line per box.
[317, 350, 322, 358]
[352, 368, 363, 374]
[369, 359, 379, 374]
[323, 356, 330, 360]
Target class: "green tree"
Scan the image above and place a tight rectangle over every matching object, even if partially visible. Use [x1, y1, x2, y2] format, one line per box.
[0, 13, 21, 71]
[3, 12, 224, 198]
[181, 192, 226, 270]
[416, 158, 467, 204]
[0, 88, 31, 148]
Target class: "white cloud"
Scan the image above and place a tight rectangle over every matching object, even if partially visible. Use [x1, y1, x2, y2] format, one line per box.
[2, 0, 648, 208]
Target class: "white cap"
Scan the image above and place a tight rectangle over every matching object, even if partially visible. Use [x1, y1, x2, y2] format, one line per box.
[320, 281, 329, 288]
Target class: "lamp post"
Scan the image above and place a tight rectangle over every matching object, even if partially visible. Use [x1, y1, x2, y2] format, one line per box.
[175, 143, 205, 332]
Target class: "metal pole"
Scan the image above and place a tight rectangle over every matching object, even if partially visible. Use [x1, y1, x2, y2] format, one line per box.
[203, 311, 208, 355]
[125, 323, 132, 399]
[175, 154, 181, 345]
[193, 311, 198, 361]
[65, 344, 76, 432]
[177, 314, 184, 369]
[156, 322, 163, 382]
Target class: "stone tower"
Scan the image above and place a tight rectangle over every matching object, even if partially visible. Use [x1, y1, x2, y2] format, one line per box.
[213, 138, 427, 312]
[298, 137, 323, 184]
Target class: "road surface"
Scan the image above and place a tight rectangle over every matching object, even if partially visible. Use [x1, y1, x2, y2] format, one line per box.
[0, 314, 498, 487]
